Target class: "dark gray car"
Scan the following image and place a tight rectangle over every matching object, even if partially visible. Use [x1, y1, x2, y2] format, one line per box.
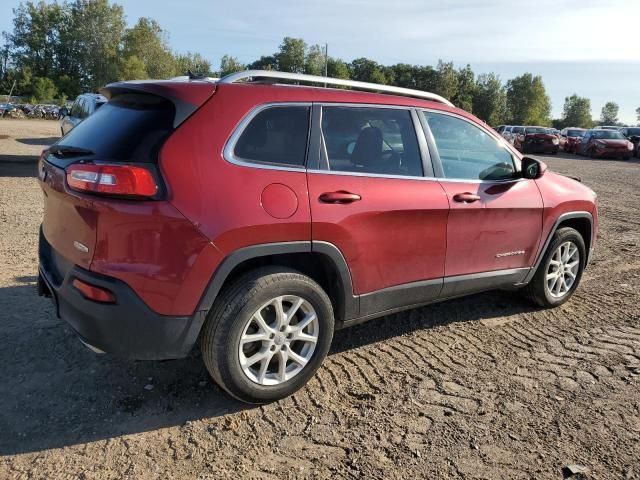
[60, 93, 107, 136]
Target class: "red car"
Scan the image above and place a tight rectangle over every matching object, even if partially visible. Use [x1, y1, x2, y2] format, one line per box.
[513, 126, 560, 154]
[38, 71, 598, 403]
[560, 127, 586, 153]
[576, 129, 634, 159]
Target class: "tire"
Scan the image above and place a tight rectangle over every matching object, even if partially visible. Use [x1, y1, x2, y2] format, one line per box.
[200, 266, 335, 404]
[523, 227, 586, 308]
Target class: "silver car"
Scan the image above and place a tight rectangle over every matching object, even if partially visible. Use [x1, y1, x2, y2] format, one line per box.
[60, 93, 107, 136]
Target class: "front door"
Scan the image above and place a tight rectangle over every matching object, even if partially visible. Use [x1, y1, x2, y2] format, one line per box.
[420, 110, 543, 296]
[307, 105, 449, 317]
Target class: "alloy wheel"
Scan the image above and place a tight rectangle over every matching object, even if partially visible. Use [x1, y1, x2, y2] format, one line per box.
[545, 241, 580, 298]
[238, 295, 319, 385]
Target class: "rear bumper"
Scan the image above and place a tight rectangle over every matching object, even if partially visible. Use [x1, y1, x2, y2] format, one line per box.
[38, 228, 199, 360]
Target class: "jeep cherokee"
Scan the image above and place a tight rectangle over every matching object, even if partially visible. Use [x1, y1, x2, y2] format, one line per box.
[37, 70, 598, 403]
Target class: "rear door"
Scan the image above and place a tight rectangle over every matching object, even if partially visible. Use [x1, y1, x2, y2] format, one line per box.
[307, 104, 449, 316]
[420, 111, 543, 295]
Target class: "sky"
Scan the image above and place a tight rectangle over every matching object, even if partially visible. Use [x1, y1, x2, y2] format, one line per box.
[2, 0, 639, 123]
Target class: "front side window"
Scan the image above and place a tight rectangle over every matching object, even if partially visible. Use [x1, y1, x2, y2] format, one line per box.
[233, 105, 310, 167]
[320, 106, 423, 177]
[423, 111, 515, 181]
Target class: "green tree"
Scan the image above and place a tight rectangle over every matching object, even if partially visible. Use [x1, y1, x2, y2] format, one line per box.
[7, 1, 64, 79]
[68, 0, 126, 90]
[31, 76, 57, 101]
[473, 73, 507, 126]
[119, 55, 147, 80]
[275, 37, 306, 73]
[174, 52, 212, 77]
[349, 58, 387, 84]
[326, 58, 350, 79]
[454, 64, 475, 112]
[304, 44, 325, 76]
[561, 94, 592, 128]
[600, 101, 619, 125]
[248, 55, 277, 71]
[434, 60, 458, 102]
[506, 73, 551, 125]
[219, 54, 244, 77]
[122, 17, 176, 79]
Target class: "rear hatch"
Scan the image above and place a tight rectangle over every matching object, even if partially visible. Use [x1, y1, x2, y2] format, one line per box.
[39, 80, 216, 276]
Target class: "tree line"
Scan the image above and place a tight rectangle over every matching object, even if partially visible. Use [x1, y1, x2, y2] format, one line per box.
[2, 1, 638, 127]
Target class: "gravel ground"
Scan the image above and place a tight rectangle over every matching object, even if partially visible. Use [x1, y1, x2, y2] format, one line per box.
[0, 119, 639, 479]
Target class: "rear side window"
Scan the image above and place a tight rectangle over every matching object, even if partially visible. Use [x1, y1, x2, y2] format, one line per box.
[59, 93, 175, 162]
[320, 106, 423, 177]
[423, 111, 515, 181]
[233, 105, 310, 167]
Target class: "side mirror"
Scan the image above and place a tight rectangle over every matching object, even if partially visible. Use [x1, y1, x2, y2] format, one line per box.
[59, 107, 68, 117]
[521, 156, 547, 179]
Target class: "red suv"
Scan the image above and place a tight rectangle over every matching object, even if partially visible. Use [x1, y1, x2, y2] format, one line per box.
[513, 126, 560, 154]
[38, 71, 598, 403]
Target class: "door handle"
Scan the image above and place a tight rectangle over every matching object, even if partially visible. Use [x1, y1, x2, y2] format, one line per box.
[453, 192, 481, 203]
[319, 191, 362, 204]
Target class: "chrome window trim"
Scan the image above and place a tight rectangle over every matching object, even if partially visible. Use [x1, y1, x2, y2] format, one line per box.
[223, 102, 313, 172]
[419, 108, 523, 183]
[316, 103, 430, 179]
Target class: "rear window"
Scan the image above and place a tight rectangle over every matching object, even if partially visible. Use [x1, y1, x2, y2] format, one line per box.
[233, 105, 310, 167]
[60, 93, 175, 162]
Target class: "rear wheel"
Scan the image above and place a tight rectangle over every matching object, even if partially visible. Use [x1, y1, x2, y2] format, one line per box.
[200, 267, 334, 404]
[523, 227, 585, 308]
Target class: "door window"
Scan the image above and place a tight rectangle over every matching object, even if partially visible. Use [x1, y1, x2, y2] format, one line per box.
[233, 105, 310, 168]
[422, 112, 515, 181]
[320, 106, 423, 177]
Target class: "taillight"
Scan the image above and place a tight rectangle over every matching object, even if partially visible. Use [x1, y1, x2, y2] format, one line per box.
[66, 164, 158, 198]
[72, 278, 116, 303]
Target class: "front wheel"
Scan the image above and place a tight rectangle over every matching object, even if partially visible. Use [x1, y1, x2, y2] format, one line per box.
[523, 227, 586, 308]
[200, 267, 335, 404]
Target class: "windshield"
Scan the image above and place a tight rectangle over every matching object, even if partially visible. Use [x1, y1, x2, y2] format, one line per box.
[626, 128, 640, 135]
[592, 130, 625, 140]
[525, 127, 546, 134]
[512, 126, 524, 134]
[567, 129, 585, 137]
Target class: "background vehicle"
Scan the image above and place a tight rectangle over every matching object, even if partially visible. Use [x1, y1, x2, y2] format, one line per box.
[513, 126, 560, 154]
[618, 126, 640, 157]
[59, 93, 107, 136]
[576, 129, 634, 159]
[509, 126, 525, 144]
[559, 127, 586, 153]
[38, 71, 598, 404]
[500, 125, 514, 141]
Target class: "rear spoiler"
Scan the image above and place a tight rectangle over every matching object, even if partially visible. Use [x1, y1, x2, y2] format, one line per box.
[100, 80, 217, 128]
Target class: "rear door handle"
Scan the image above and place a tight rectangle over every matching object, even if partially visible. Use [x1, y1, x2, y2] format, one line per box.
[453, 192, 481, 203]
[319, 191, 362, 204]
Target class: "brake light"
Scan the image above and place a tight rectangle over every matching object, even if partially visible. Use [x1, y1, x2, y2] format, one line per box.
[66, 164, 158, 197]
[72, 278, 116, 303]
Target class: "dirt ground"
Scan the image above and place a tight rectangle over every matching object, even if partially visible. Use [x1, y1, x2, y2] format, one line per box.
[0, 118, 639, 479]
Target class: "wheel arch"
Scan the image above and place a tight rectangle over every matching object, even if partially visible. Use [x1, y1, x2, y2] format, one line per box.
[523, 211, 593, 285]
[182, 241, 358, 351]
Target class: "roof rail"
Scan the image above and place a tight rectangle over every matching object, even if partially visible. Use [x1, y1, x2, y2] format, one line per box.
[218, 70, 454, 107]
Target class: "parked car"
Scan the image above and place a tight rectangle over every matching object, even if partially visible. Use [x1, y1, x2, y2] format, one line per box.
[618, 126, 640, 157]
[559, 128, 586, 153]
[513, 126, 560, 154]
[576, 129, 634, 159]
[510, 126, 525, 144]
[0, 102, 14, 116]
[38, 71, 598, 403]
[500, 125, 514, 142]
[59, 93, 107, 136]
